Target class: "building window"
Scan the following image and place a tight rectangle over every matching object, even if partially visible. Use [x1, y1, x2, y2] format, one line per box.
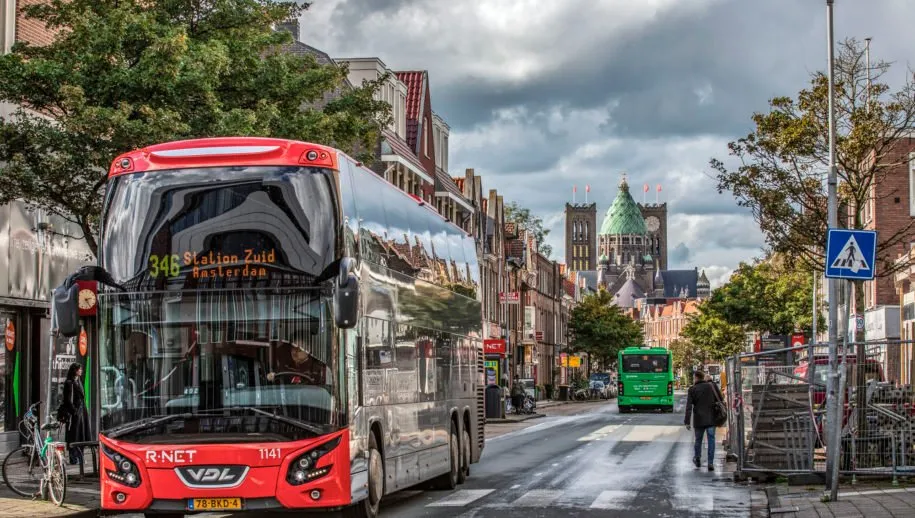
[424, 125, 430, 158]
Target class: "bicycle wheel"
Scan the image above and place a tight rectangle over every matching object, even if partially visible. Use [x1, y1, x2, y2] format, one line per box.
[2, 446, 42, 497]
[46, 448, 67, 506]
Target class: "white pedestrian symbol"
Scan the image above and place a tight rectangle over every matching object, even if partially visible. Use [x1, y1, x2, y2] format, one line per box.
[831, 235, 870, 274]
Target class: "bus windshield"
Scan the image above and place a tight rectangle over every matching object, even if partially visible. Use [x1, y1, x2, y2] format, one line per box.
[99, 289, 342, 443]
[621, 354, 669, 374]
[97, 165, 344, 442]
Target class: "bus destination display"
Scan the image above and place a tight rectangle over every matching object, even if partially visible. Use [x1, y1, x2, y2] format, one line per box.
[148, 249, 277, 279]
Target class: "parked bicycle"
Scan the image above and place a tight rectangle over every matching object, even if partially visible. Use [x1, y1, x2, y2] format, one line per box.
[2, 401, 68, 505]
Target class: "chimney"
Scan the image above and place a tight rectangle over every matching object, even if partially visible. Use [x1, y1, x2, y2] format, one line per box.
[276, 18, 301, 42]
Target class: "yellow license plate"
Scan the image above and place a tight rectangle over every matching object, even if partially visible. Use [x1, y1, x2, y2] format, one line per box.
[640, 396, 652, 400]
[188, 498, 242, 511]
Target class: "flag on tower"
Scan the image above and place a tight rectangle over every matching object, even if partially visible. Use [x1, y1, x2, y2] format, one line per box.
[643, 184, 649, 193]
[586, 185, 591, 193]
[573, 185, 577, 203]
[657, 184, 662, 192]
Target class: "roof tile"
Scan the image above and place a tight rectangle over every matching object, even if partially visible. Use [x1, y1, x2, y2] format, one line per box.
[396, 71, 425, 149]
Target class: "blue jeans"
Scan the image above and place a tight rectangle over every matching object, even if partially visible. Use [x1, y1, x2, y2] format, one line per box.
[693, 426, 715, 465]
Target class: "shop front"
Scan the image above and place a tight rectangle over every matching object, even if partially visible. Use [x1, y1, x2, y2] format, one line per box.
[0, 202, 93, 455]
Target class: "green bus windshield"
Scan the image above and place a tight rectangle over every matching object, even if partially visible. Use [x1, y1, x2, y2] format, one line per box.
[620, 354, 670, 374]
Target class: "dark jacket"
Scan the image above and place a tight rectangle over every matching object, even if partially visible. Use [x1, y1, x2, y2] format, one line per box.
[685, 380, 723, 428]
[62, 379, 91, 445]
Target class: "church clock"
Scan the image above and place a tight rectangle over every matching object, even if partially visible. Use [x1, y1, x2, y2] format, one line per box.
[646, 215, 660, 232]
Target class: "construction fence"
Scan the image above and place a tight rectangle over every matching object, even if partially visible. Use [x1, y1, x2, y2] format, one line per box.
[726, 340, 915, 480]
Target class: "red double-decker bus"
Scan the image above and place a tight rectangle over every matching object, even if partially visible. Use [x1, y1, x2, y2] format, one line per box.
[52, 138, 485, 517]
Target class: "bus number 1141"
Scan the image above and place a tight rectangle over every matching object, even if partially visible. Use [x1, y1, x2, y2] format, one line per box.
[259, 448, 281, 460]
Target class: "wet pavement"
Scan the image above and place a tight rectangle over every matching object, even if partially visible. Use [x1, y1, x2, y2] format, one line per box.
[374, 394, 754, 517]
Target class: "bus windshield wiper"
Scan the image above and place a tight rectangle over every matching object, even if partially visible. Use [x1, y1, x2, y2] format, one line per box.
[104, 409, 227, 439]
[246, 407, 324, 437]
[105, 414, 189, 439]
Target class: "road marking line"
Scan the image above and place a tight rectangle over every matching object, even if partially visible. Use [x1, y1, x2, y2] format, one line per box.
[671, 493, 715, 511]
[427, 489, 495, 507]
[511, 489, 563, 507]
[590, 490, 637, 509]
[534, 472, 543, 477]
[510, 484, 520, 489]
[577, 424, 621, 441]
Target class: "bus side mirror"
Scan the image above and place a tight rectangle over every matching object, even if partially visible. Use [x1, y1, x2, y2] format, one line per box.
[52, 283, 81, 337]
[334, 257, 359, 329]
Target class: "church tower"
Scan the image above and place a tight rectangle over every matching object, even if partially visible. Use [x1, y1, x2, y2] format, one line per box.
[564, 202, 597, 271]
[597, 175, 657, 293]
[640, 197, 668, 271]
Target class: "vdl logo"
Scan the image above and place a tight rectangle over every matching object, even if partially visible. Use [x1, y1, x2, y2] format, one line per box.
[175, 466, 249, 488]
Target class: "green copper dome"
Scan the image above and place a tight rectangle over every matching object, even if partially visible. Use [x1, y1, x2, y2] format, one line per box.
[600, 178, 647, 236]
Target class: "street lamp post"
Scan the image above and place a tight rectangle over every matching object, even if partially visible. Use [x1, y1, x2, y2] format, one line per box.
[824, 0, 841, 501]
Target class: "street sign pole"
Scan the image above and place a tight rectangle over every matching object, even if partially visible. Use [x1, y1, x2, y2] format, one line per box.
[824, 0, 840, 501]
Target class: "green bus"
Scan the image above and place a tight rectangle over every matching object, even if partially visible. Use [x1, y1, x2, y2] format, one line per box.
[617, 346, 674, 413]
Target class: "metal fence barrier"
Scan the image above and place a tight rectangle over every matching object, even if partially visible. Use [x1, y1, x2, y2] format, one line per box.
[729, 340, 915, 481]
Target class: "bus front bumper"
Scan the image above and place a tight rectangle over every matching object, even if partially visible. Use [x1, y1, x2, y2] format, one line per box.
[618, 395, 674, 407]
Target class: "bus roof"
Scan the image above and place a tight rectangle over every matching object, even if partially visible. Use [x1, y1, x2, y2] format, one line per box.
[108, 137, 338, 178]
[620, 346, 669, 354]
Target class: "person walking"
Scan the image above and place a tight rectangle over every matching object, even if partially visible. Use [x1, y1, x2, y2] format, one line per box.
[684, 370, 724, 471]
[60, 362, 91, 465]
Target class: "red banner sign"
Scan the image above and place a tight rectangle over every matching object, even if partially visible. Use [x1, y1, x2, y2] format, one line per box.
[483, 339, 506, 355]
[791, 333, 805, 348]
[499, 292, 520, 304]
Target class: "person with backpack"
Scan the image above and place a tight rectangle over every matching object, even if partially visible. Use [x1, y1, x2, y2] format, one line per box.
[684, 370, 726, 471]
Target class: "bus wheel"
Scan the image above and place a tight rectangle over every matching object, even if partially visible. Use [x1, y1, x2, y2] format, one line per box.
[458, 428, 471, 484]
[619, 405, 629, 413]
[432, 425, 459, 490]
[345, 433, 383, 518]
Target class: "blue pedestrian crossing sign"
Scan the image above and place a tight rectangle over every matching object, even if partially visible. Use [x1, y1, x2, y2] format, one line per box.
[825, 229, 877, 280]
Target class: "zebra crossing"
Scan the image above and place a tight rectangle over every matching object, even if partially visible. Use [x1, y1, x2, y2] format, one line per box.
[426, 487, 719, 512]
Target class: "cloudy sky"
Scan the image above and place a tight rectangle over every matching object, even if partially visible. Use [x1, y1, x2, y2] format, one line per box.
[300, 0, 915, 287]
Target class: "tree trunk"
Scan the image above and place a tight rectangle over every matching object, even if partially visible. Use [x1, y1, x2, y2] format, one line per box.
[79, 217, 98, 259]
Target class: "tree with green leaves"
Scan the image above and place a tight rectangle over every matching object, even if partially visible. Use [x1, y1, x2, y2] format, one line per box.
[568, 288, 644, 369]
[504, 201, 552, 257]
[713, 38, 915, 278]
[708, 257, 818, 336]
[0, 0, 391, 256]
[669, 337, 706, 375]
[680, 302, 746, 362]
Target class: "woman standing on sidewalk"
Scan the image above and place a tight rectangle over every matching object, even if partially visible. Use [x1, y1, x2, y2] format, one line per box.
[59, 363, 90, 465]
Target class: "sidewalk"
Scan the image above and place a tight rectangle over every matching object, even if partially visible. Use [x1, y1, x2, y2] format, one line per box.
[484, 397, 604, 423]
[0, 470, 98, 517]
[767, 482, 915, 517]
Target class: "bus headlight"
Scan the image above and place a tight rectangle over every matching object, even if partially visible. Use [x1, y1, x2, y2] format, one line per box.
[102, 445, 142, 488]
[286, 436, 341, 486]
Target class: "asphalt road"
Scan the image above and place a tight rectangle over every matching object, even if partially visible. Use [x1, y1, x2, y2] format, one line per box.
[374, 395, 753, 517]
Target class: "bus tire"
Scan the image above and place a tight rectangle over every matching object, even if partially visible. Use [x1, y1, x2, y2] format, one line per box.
[431, 425, 459, 490]
[345, 433, 383, 518]
[619, 405, 629, 413]
[458, 428, 471, 484]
